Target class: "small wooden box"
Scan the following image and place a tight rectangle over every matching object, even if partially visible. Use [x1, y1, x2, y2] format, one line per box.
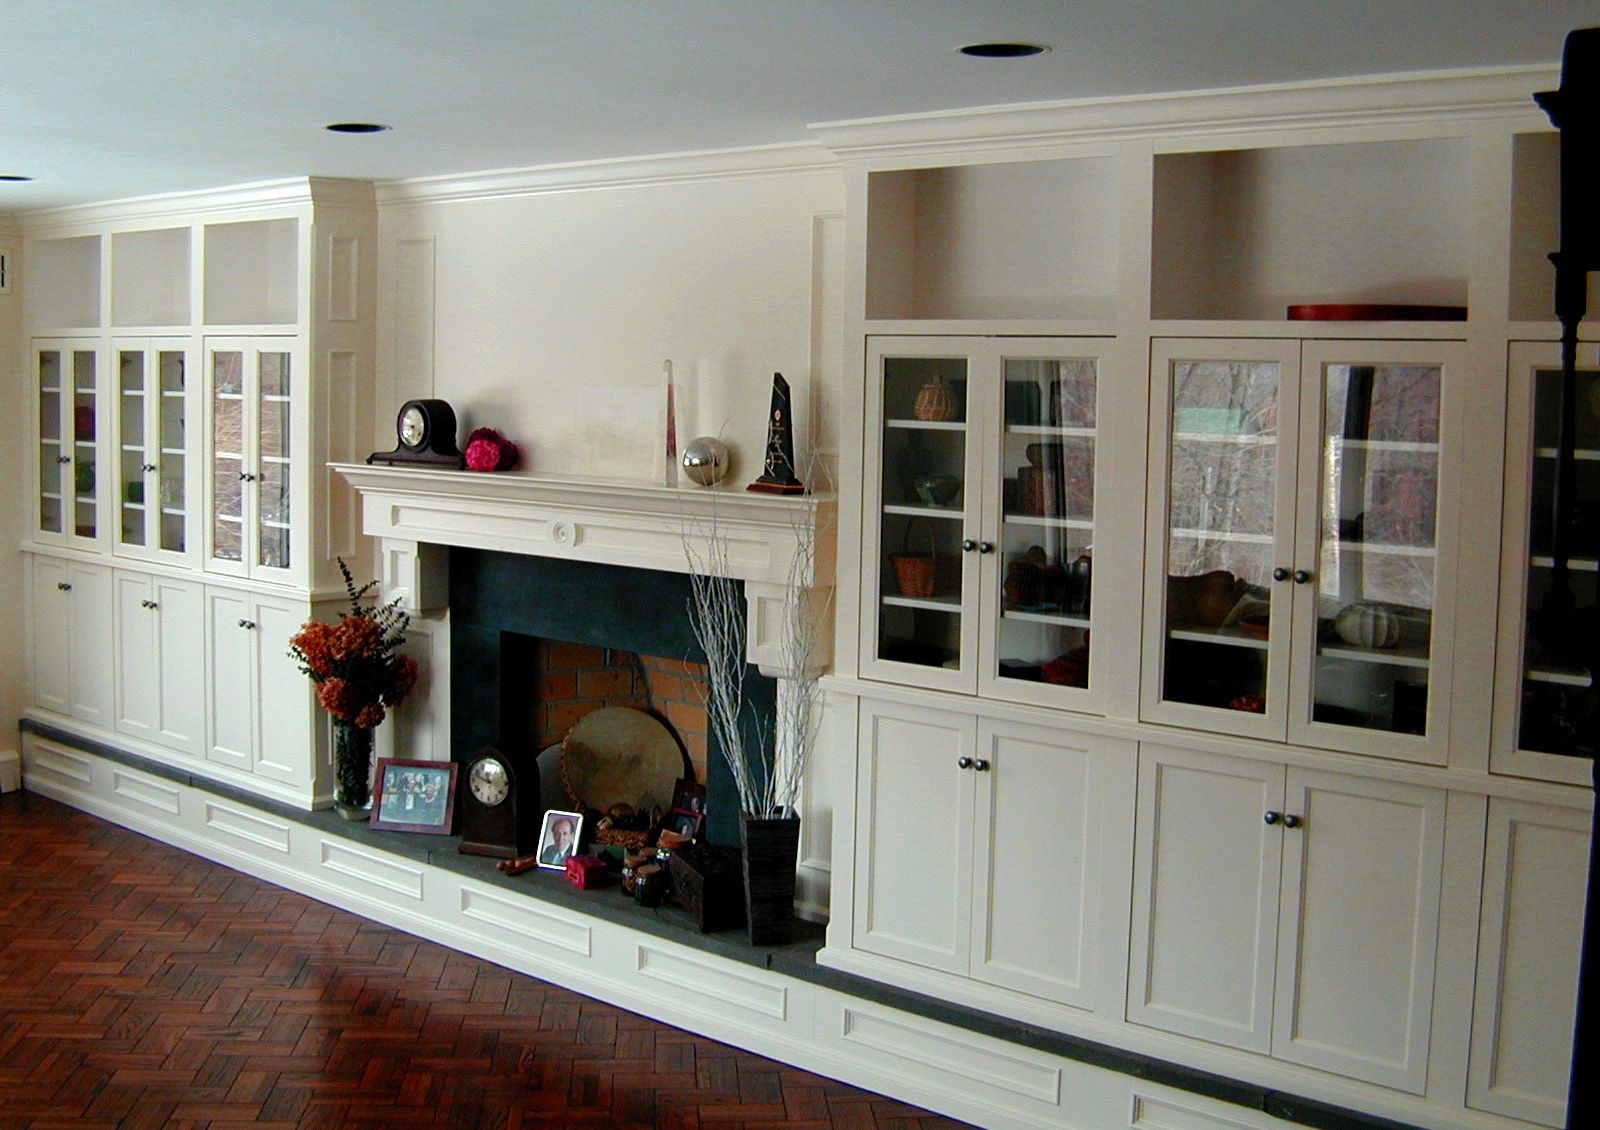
[668, 843, 745, 933]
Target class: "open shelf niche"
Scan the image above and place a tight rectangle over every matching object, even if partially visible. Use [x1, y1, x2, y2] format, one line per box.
[111, 226, 191, 327]
[29, 235, 102, 329]
[203, 217, 299, 325]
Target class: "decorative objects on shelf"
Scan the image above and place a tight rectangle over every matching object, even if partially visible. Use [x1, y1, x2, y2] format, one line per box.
[288, 560, 419, 818]
[460, 745, 541, 858]
[536, 809, 583, 869]
[682, 435, 730, 486]
[370, 758, 458, 834]
[367, 399, 465, 467]
[913, 374, 960, 421]
[891, 517, 938, 598]
[1286, 303, 1467, 321]
[1333, 602, 1402, 649]
[662, 360, 679, 487]
[914, 473, 960, 507]
[746, 373, 805, 494]
[463, 427, 520, 472]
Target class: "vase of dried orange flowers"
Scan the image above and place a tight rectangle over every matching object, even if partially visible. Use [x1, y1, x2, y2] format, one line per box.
[289, 560, 419, 819]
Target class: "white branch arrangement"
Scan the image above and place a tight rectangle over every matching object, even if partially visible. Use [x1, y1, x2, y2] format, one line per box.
[682, 463, 832, 820]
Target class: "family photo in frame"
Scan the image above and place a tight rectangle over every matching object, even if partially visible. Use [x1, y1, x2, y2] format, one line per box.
[537, 810, 583, 868]
[370, 759, 458, 835]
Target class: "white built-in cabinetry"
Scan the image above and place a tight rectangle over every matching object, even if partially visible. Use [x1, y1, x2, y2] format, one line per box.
[20, 178, 375, 809]
[818, 71, 1592, 1130]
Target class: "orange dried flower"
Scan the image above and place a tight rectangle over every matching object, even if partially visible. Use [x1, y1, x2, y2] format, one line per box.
[289, 559, 417, 728]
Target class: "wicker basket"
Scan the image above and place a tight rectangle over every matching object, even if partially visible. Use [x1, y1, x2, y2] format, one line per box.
[890, 517, 938, 598]
[913, 376, 959, 422]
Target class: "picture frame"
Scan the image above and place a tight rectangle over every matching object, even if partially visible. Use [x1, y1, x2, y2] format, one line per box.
[668, 808, 704, 839]
[669, 778, 706, 816]
[370, 758, 458, 834]
[536, 809, 584, 870]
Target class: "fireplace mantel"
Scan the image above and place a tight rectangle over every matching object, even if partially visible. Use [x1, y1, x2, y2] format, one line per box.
[331, 463, 835, 677]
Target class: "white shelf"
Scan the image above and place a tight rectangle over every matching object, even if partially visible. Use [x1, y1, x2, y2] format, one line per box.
[1007, 425, 1096, 439]
[1003, 607, 1090, 629]
[1334, 541, 1437, 558]
[1527, 667, 1594, 688]
[1331, 438, 1439, 453]
[882, 593, 961, 613]
[1318, 641, 1431, 669]
[1170, 527, 1274, 545]
[884, 503, 962, 519]
[1172, 432, 1276, 446]
[886, 418, 966, 432]
[1534, 447, 1600, 461]
[1169, 627, 1269, 651]
[1004, 514, 1094, 532]
[1529, 555, 1599, 572]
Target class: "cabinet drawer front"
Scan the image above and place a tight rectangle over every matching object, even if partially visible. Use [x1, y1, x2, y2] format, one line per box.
[853, 702, 976, 974]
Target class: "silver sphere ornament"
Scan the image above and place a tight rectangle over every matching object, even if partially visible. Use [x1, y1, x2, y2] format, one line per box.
[681, 436, 730, 486]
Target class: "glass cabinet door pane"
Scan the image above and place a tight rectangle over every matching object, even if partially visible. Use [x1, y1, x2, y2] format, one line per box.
[157, 350, 186, 552]
[71, 350, 98, 539]
[877, 356, 967, 670]
[118, 349, 148, 548]
[996, 356, 1096, 690]
[37, 350, 63, 535]
[257, 351, 291, 569]
[211, 350, 245, 562]
[1312, 363, 1440, 735]
[1516, 364, 1598, 757]
[1162, 360, 1280, 712]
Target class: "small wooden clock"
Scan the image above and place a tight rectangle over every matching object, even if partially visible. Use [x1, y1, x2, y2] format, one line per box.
[458, 746, 540, 858]
[367, 399, 465, 467]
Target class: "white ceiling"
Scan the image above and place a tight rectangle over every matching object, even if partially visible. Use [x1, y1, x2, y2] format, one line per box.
[2, 0, 1595, 214]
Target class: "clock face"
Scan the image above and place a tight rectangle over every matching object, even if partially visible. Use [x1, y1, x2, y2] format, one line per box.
[399, 404, 427, 448]
[469, 758, 509, 807]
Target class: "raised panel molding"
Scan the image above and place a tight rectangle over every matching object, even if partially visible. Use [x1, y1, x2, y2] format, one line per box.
[25, 741, 95, 787]
[110, 768, 182, 816]
[318, 839, 425, 901]
[635, 944, 788, 1022]
[202, 801, 292, 855]
[838, 1006, 1062, 1107]
[458, 885, 593, 958]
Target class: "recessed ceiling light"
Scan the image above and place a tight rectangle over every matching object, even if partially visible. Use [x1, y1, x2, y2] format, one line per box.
[0, 174, 34, 182]
[324, 122, 391, 134]
[958, 42, 1050, 59]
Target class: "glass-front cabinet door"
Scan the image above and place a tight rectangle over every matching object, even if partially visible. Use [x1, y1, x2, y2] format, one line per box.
[34, 340, 102, 550]
[1492, 341, 1598, 784]
[205, 338, 296, 582]
[114, 339, 195, 563]
[1144, 339, 1462, 763]
[861, 336, 1109, 710]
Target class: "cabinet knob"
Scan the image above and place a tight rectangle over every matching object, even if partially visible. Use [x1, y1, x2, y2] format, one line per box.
[238, 472, 258, 483]
[957, 756, 973, 769]
[977, 541, 994, 554]
[143, 463, 157, 473]
[961, 539, 977, 553]
[238, 618, 256, 630]
[1264, 810, 1280, 825]
[143, 599, 158, 610]
[57, 582, 72, 592]
[58, 455, 71, 465]
[1272, 567, 1289, 582]
[1293, 569, 1312, 585]
[1282, 813, 1302, 829]
[972, 758, 991, 772]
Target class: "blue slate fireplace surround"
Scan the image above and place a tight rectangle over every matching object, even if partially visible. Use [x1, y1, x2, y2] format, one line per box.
[447, 546, 775, 845]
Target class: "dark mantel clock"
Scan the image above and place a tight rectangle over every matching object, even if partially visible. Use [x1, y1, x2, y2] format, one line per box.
[368, 399, 465, 467]
[458, 746, 540, 858]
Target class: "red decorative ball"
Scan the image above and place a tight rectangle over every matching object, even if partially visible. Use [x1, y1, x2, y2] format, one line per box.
[463, 427, 520, 472]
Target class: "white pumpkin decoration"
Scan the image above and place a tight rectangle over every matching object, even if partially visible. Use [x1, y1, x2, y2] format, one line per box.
[1334, 602, 1401, 649]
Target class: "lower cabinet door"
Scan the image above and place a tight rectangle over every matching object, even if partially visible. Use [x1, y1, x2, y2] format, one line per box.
[853, 699, 977, 974]
[251, 593, 314, 789]
[1468, 798, 1588, 1126]
[1270, 769, 1445, 1094]
[1127, 744, 1284, 1054]
[153, 577, 206, 757]
[30, 556, 75, 717]
[206, 587, 255, 771]
[115, 573, 161, 743]
[970, 720, 1133, 1013]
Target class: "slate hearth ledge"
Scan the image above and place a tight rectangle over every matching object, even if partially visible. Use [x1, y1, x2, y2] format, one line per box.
[17, 718, 1414, 1130]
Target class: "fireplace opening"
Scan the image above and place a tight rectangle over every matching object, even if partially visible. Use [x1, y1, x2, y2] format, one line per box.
[449, 547, 775, 845]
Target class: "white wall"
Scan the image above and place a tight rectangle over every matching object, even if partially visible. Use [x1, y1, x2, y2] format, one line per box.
[0, 217, 24, 778]
[376, 157, 846, 483]
[373, 154, 849, 911]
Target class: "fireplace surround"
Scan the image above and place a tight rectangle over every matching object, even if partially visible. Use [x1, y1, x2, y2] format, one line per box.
[332, 465, 834, 847]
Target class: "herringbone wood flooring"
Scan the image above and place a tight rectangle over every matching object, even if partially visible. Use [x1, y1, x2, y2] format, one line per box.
[0, 791, 970, 1130]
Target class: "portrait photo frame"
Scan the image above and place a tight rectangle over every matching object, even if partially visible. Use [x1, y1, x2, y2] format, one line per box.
[536, 809, 584, 870]
[370, 758, 458, 834]
[669, 778, 706, 816]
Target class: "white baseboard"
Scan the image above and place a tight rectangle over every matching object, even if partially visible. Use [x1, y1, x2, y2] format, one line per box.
[0, 749, 20, 792]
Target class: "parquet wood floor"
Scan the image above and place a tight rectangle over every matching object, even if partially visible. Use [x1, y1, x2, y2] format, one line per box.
[0, 791, 971, 1130]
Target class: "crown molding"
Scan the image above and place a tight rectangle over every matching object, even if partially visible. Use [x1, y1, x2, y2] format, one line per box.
[810, 65, 1558, 161]
[17, 177, 375, 236]
[374, 142, 837, 208]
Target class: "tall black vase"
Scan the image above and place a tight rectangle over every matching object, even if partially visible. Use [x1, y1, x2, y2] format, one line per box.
[738, 812, 800, 946]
